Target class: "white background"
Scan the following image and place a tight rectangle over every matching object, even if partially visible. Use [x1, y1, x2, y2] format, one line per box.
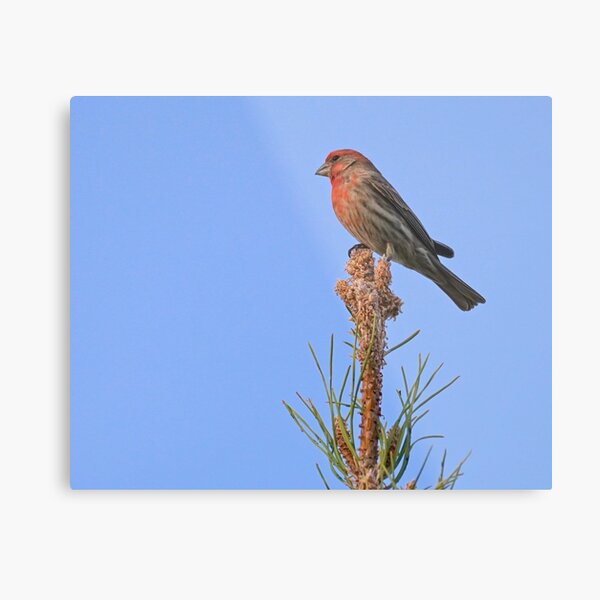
[0, 1, 594, 598]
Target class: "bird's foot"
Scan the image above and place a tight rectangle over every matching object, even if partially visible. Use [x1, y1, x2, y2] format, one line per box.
[347, 243, 369, 257]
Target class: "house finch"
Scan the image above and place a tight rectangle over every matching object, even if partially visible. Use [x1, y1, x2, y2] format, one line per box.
[315, 149, 485, 311]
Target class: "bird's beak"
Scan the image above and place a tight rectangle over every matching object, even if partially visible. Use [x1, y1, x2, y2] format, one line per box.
[315, 162, 330, 177]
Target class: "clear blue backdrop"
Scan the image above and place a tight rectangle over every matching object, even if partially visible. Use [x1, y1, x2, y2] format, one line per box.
[70, 96, 551, 489]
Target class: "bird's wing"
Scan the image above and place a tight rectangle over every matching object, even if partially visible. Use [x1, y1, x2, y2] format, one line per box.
[366, 176, 437, 254]
[433, 240, 454, 259]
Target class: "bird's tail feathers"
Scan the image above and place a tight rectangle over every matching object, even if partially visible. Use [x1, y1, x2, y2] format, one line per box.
[434, 264, 486, 311]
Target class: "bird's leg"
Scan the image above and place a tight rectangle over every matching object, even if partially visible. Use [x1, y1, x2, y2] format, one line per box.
[348, 243, 369, 257]
[382, 242, 394, 262]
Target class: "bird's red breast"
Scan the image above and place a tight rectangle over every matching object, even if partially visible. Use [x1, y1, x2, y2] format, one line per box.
[331, 171, 358, 223]
[326, 150, 371, 221]
[318, 149, 383, 245]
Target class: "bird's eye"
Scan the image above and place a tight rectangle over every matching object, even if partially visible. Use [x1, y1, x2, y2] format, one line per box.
[331, 155, 340, 162]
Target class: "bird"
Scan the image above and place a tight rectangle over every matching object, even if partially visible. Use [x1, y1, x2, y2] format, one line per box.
[315, 149, 485, 311]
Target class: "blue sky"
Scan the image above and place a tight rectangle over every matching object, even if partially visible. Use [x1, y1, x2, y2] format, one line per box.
[70, 96, 551, 489]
